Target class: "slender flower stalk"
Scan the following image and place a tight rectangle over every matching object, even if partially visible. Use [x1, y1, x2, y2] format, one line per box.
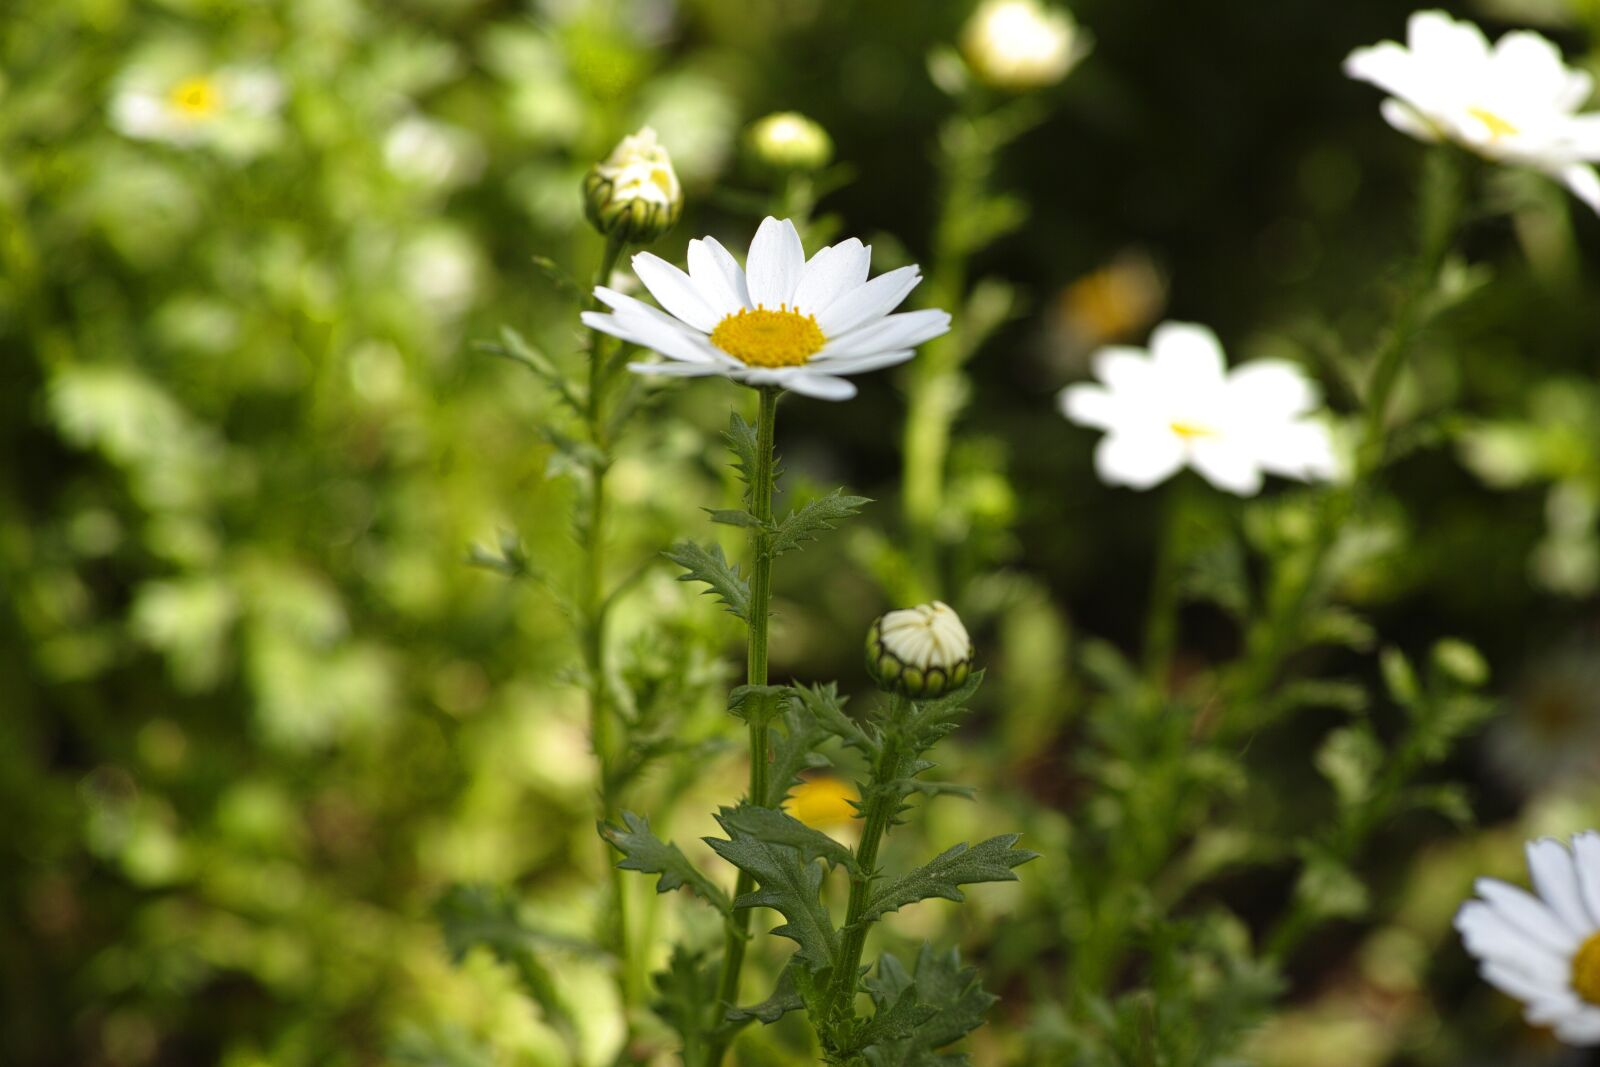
[828, 696, 904, 1026]
[579, 127, 684, 1025]
[703, 386, 778, 1067]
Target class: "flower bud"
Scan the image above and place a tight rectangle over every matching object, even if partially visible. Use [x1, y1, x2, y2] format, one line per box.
[745, 111, 833, 173]
[960, 0, 1088, 93]
[866, 601, 974, 700]
[583, 127, 682, 244]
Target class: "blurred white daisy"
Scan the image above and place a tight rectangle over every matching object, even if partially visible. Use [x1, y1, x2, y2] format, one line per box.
[1345, 10, 1600, 213]
[1456, 833, 1600, 1044]
[1489, 644, 1600, 795]
[960, 0, 1090, 93]
[1059, 322, 1338, 496]
[110, 57, 283, 156]
[581, 216, 950, 401]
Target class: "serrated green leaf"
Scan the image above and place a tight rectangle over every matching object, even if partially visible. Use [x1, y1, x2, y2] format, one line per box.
[600, 813, 732, 915]
[1293, 844, 1370, 920]
[705, 508, 763, 528]
[725, 962, 805, 1025]
[652, 945, 719, 1053]
[766, 699, 831, 809]
[475, 326, 583, 416]
[530, 254, 584, 302]
[768, 490, 871, 558]
[793, 681, 878, 756]
[720, 803, 862, 876]
[860, 834, 1036, 924]
[858, 945, 997, 1065]
[663, 541, 750, 620]
[1315, 726, 1382, 810]
[729, 684, 789, 727]
[724, 412, 761, 505]
[432, 884, 587, 1055]
[705, 809, 839, 971]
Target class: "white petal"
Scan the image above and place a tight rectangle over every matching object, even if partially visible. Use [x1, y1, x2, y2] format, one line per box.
[687, 237, 750, 317]
[1380, 98, 1443, 143]
[1344, 42, 1426, 105]
[745, 216, 806, 310]
[817, 309, 950, 358]
[812, 349, 916, 375]
[814, 265, 922, 337]
[1558, 163, 1600, 215]
[791, 238, 871, 316]
[1491, 31, 1574, 112]
[1457, 900, 1572, 986]
[1572, 831, 1600, 925]
[1188, 438, 1265, 496]
[1528, 838, 1596, 938]
[1060, 383, 1123, 431]
[1477, 877, 1582, 954]
[1480, 961, 1573, 1015]
[1566, 115, 1600, 159]
[1254, 420, 1340, 481]
[1090, 346, 1158, 394]
[1554, 1006, 1600, 1045]
[1407, 10, 1490, 71]
[1149, 322, 1228, 389]
[1094, 431, 1186, 490]
[581, 310, 723, 366]
[777, 370, 857, 401]
[1557, 71, 1596, 114]
[631, 252, 720, 332]
[627, 360, 730, 378]
[1226, 359, 1319, 417]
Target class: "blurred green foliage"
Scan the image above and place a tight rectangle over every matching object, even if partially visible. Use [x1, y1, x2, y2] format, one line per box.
[4, 0, 1600, 1065]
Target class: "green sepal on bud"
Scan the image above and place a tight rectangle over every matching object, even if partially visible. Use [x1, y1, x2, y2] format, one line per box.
[866, 601, 974, 700]
[583, 126, 683, 244]
[745, 111, 833, 173]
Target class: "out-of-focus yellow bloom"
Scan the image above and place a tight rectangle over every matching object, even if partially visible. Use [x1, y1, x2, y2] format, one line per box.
[746, 111, 833, 172]
[583, 127, 683, 244]
[783, 776, 859, 828]
[960, 0, 1089, 93]
[1057, 251, 1166, 350]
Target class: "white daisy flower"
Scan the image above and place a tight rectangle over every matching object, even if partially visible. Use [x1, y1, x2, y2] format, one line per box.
[110, 61, 284, 154]
[1456, 832, 1600, 1044]
[581, 216, 950, 401]
[1058, 322, 1338, 496]
[1344, 10, 1600, 214]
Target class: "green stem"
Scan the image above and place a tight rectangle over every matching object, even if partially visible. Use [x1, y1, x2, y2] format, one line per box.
[827, 698, 904, 1043]
[1228, 148, 1464, 731]
[582, 233, 635, 1015]
[705, 385, 781, 1067]
[1140, 478, 1194, 690]
[1358, 146, 1463, 478]
[901, 115, 982, 599]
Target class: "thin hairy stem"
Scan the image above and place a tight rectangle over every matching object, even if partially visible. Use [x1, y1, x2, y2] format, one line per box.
[705, 385, 781, 1067]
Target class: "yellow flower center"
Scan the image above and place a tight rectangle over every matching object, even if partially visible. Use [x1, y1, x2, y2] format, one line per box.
[783, 777, 859, 828]
[709, 305, 827, 368]
[1467, 107, 1519, 141]
[1574, 931, 1600, 1005]
[168, 76, 221, 119]
[1169, 421, 1217, 440]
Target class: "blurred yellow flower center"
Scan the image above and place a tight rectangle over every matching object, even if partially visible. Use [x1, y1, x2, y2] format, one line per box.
[1574, 931, 1600, 1004]
[1169, 421, 1217, 440]
[710, 306, 826, 368]
[169, 76, 221, 119]
[783, 777, 858, 829]
[1467, 107, 1518, 141]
